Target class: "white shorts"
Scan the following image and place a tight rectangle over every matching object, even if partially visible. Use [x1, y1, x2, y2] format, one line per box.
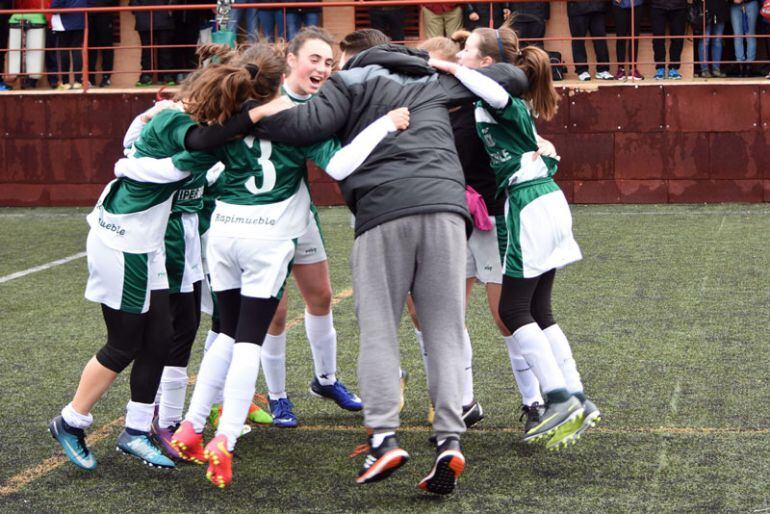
[84, 230, 168, 314]
[207, 235, 296, 299]
[466, 215, 504, 284]
[294, 210, 327, 265]
[165, 213, 204, 294]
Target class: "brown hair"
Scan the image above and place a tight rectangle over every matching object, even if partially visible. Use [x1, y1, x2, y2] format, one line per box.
[419, 37, 459, 61]
[339, 29, 389, 58]
[287, 26, 335, 57]
[471, 22, 560, 121]
[184, 44, 285, 125]
[450, 30, 471, 50]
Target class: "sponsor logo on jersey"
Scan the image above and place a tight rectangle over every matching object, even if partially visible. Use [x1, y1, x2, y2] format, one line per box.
[214, 213, 277, 226]
[97, 217, 127, 236]
[176, 186, 204, 202]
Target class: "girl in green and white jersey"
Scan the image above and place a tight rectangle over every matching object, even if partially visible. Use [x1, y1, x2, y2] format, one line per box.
[169, 43, 411, 489]
[429, 23, 600, 451]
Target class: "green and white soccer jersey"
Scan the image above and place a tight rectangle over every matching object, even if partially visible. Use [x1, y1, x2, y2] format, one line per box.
[84, 230, 168, 314]
[475, 96, 581, 279]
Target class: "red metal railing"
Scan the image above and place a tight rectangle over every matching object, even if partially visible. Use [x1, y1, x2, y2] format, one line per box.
[1, 0, 769, 92]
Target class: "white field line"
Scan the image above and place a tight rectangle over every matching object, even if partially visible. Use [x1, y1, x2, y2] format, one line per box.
[0, 252, 87, 285]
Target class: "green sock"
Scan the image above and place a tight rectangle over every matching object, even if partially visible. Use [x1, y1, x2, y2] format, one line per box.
[544, 389, 571, 404]
[573, 391, 586, 403]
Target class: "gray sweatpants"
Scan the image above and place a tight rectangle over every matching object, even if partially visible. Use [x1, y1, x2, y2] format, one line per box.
[350, 212, 467, 441]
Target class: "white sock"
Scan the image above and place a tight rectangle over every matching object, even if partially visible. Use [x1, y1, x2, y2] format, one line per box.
[125, 400, 155, 433]
[153, 385, 162, 407]
[61, 402, 93, 430]
[204, 330, 218, 352]
[462, 328, 474, 406]
[261, 331, 287, 400]
[217, 343, 261, 451]
[504, 334, 544, 405]
[371, 431, 395, 448]
[415, 329, 428, 376]
[305, 310, 337, 385]
[159, 366, 188, 428]
[185, 333, 235, 432]
[511, 323, 567, 395]
[543, 324, 584, 395]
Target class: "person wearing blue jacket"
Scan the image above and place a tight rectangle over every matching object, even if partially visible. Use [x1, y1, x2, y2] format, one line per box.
[50, 0, 86, 89]
[612, 0, 644, 79]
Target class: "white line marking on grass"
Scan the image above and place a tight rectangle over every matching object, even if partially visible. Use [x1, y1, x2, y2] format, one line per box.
[0, 252, 86, 284]
[650, 380, 682, 503]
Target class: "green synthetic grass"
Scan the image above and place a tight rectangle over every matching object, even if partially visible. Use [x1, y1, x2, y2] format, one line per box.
[0, 205, 768, 513]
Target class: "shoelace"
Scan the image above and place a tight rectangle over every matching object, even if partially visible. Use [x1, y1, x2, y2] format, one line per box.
[273, 398, 295, 419]
[75, 431, 90, 457]
[519, 402, 543, 423]
[349, 443, 370, 459]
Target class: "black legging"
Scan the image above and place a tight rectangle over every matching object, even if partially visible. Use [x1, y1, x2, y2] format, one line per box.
[216, 288, 279, 345]
[97, 290, 174, 404]
[166, 281, 202, 367]
[498, 270, 557, 335]
[612, 5, 641, 67]
[55, 30, 84, 84]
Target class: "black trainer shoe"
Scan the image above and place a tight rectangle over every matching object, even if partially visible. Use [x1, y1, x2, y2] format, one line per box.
[462, 400, 484, 428]
[519, 402, 544, 433]
[418, 437, 465, 495]
[355, 434, 410, 484]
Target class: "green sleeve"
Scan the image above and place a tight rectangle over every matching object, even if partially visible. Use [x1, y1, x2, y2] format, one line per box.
[149, 110, 197, 152]
[171, 150, 221, 175]
[486, 96, 531, 127]
[302, 139, 342, 170]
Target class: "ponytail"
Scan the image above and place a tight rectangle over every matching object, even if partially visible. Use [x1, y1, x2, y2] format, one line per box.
[516, 46, 559, 121]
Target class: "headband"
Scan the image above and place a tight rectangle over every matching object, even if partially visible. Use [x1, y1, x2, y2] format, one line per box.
[495, 30, 507, 63]
[245, 63, 260, 80]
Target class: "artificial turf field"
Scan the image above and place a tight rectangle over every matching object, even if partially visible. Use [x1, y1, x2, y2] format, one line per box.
[0, 204, 768, 513]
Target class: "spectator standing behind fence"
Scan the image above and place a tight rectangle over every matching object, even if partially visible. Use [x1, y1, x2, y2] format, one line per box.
[509, 1, 549, 48]
[650, 0, 686, 79]
[368, 0, 406, 42]
[730, 0, 759, 76]
[612, 0, 644, 79]
[50, 0, 85, 89]
[130, 0, 175, 86]
[228, 0, 258, 42]
[422, 2, 463, 38]
[567, 0, 613, 80]
[173, 0, 210, 83]
[699, 0, 729, 76]
[257, 0, 285, 42]
[7, 0, 48, 89]
[285, 0, 321, 40]
[464, 2, 509, 30]
[87, 0, 117, 87]
[0, 0, 10, 90]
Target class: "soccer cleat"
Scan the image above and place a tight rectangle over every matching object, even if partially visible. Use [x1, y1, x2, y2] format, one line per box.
[546, 398, 601, 451]
[519, 402, 545, 433]
[668, 68, 682, 80]
[49, 416, 97, 470]
[204, 435, 233, 488]
[151, 417, 182, 460]
[462, 400, 485, 428]
[595, 70, 615, 80]
[523, 396, 584, 444]
[171, 420, 206, 464]
[309, 378, 363, 411]
[418, 437, 465, 495]
[399, 369, 409, 412]
[269, 397, 299, 428]
[573, 399, 602, 439]
[248, 400, 273, 424]
[116, 429, 176, 469]
[355, 434, 410, 484]
[577, 71, 591, 81]
[208, 404, 222, 428]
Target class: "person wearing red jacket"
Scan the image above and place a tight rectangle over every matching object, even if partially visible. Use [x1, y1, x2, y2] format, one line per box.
[422, 2, 463, 38]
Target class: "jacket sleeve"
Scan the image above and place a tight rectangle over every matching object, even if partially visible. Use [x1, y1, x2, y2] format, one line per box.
[439, 63, 528, 107]
[248, 76, 352, 146]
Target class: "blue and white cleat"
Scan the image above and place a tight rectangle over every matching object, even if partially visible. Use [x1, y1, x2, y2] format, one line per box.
[116, 429, 176, 469]
[309, 378, 363, 411]
[49, 415, 97, 470]
[269, 397, 299, 428]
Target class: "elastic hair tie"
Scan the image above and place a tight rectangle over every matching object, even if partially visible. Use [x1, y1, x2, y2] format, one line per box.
[245, 64, 260, 80]
[495, 30, 507, 63]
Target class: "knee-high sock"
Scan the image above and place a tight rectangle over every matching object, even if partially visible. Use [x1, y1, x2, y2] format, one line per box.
[543, 324, 584, 395]
[217, 343, 261, 451]
[185, 333, 234, 432]
[125, 400, 155, 433]
[203, 330, 224, 405]
[462, 328, 474, 406]
[511, 323, 567, 397]
[159, 366, 188, 428]
[261, 331, 287, 400]
[305, 310, 337, 385]
[504, 334, 544, 406]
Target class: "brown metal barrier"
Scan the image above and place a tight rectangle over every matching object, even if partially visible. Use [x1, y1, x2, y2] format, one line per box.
[1, 0, 770, 91]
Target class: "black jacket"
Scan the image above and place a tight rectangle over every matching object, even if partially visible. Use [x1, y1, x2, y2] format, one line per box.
[650, 0, 686, 10]
[510, 1, 550, 21]
[251, 44, 528, 237]
[130, 0, 175, 31]
[567, 0, 608, 16]
[704, 0, 729, 24]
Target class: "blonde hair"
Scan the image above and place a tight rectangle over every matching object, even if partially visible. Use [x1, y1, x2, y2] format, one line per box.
[419, 37, 460, 61]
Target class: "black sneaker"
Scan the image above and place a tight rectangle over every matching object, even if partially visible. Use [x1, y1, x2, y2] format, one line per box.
[519, 402, 544, 433]
[418, 437, 465, 495]
[462, 400, 484, 428]
[136, 74, 152, 87]
[99, 77, 111, 88]
[355, 434, 410, 484]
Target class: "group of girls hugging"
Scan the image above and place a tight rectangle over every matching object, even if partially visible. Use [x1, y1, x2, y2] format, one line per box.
[49, 20, 600, 494]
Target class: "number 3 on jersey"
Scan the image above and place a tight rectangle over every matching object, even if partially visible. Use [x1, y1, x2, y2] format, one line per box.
[244, 137, 277, 195]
